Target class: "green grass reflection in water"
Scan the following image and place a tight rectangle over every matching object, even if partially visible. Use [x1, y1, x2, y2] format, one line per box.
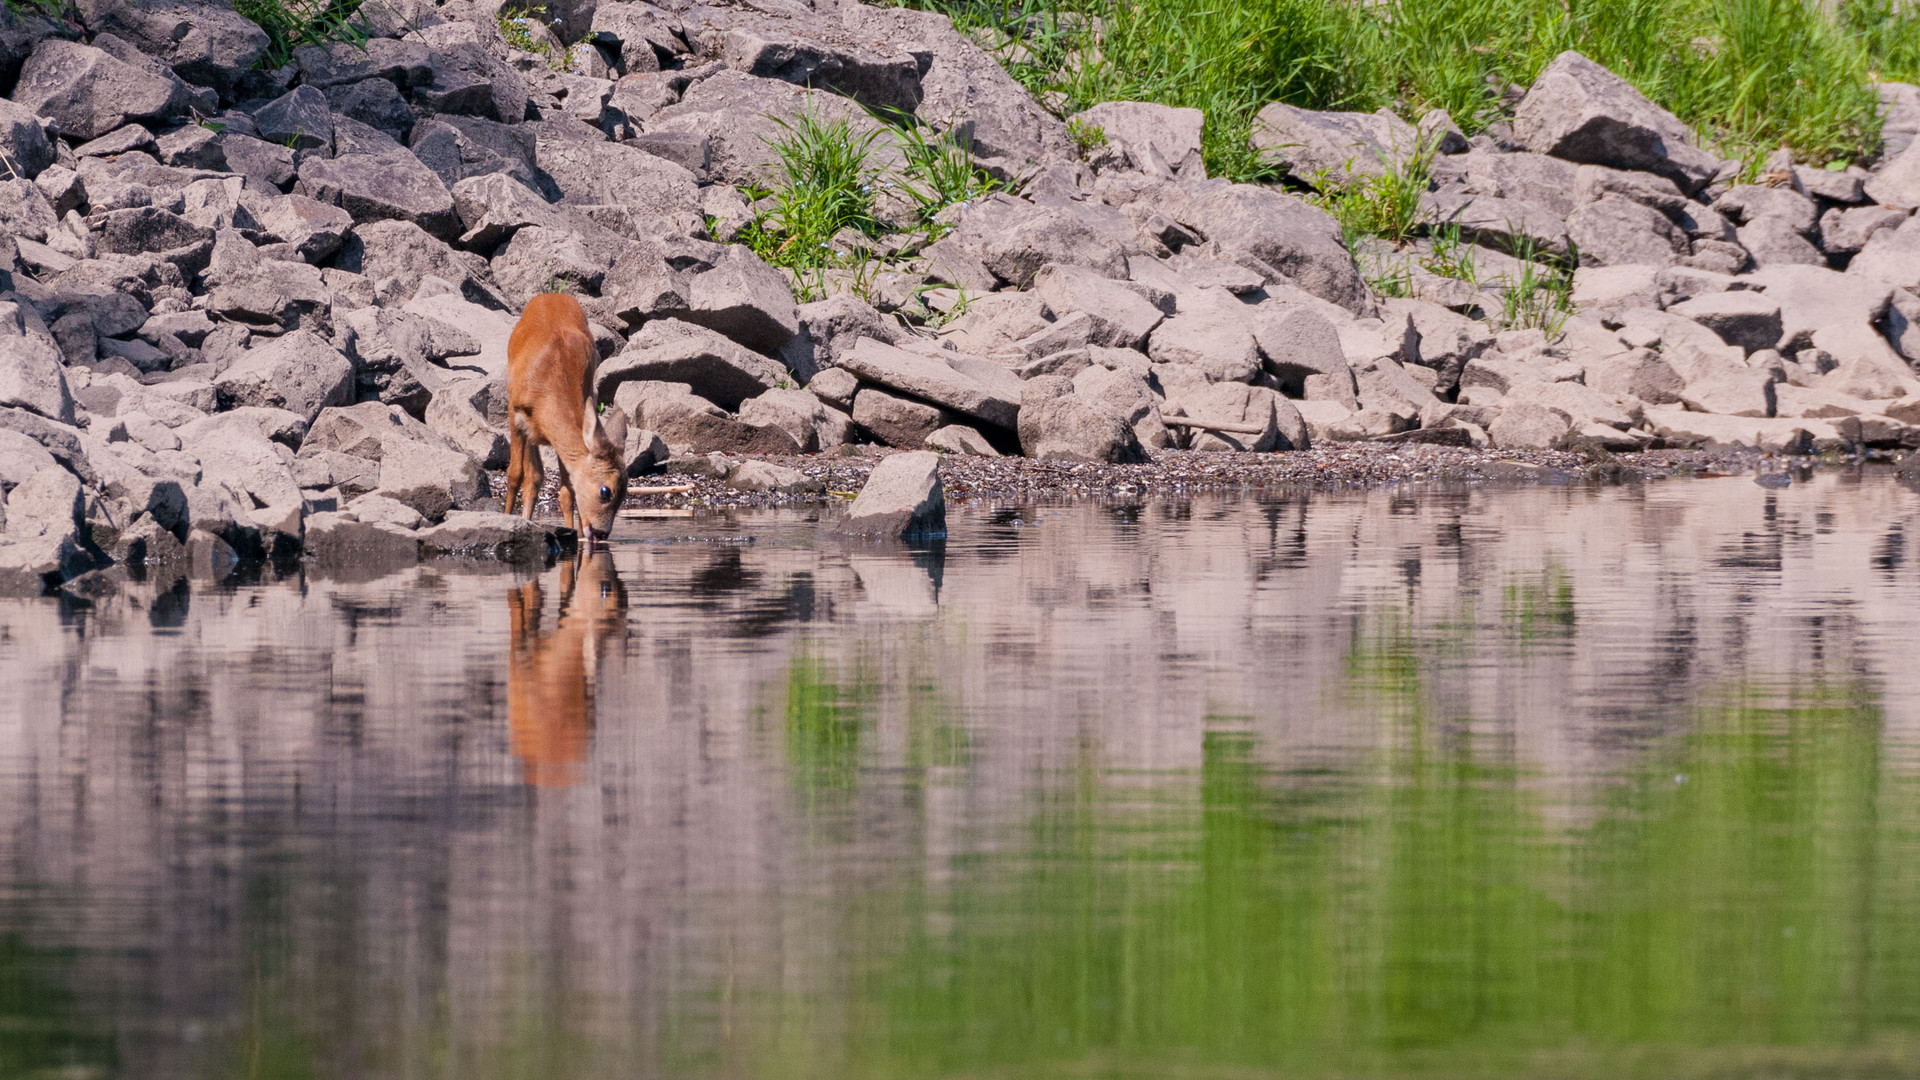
[744, 627, 1918, 1079]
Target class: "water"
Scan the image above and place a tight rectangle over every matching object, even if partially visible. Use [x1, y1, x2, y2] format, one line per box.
[6, 473, 1920, 1079]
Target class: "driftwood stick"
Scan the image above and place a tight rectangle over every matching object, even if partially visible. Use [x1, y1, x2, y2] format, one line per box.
[1161, 417, 1270, 435]
[630, 484, 696, 495]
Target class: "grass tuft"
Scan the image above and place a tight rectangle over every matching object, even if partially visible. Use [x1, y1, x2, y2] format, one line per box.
[235, 0, 367, 69]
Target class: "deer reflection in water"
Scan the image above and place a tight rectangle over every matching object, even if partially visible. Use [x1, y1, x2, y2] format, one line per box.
[506, 552, 629, 787]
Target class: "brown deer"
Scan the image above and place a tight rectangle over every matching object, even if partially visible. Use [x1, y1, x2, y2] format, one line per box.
[506, 552, 628, 788]
[504, 292, 628, 544]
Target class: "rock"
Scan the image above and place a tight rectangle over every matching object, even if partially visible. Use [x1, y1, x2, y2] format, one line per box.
[1749, 263, 1892, 351]
[214, 331, 353, 425]
[1736, 217, 1823, 268]
[1512, 50, 1719, 193]
[1145, 287, 1260, 383]
[1865, 140, 1920, 211]
[835, 449, 943, 540]
[945, 194, 1128, 289]
[334, 219, 505, 308]
[1420, 190, 1571, 258]
[344, 492, 424, 529]
[615, 379, 802, 455]
[1487, 401, 1570, 449]
[1015, 374, 1145, 462]
[244, 191, 355, 262]
[1248, 102, 1416, 185]
[174, 412, 302, 511]
[851, 386, 947, 448]
[1032, 262, 1164, 349]
[153, 123, 224, 169]
[294, 38, 433, 91]
[1716, 185, 1818, 233]
[923, 423, 999, 456]
[594, 317, 785, 411]
[588, 2, 681, 73]
[12, 39, 186, 141]
[678, 244, 798, 352]
[0, 178, 55, 242]
[1075, 100, 1205, 176]
[304, 511, 420, 567]
[838, 338, 1019, 430]
[1165, 381, 1284, 452]
[623, 426, 669, 475]
[297, 146, 460, 240]
[326, 78, 416, 139]
[0, 308, 73, 424]
[779, 293, 897, 379]
[1469, 151, 1583, 217]
[807, 365, 858, 409]
[1584, 347, 1683, 404]
[1567, 195, 1689, 266]
[736, 386, 848, 452]
[96, 206, 214, 258]
[219, 134, 297, 190]
[1820, 205, 1908, 255]
[724, 459, 820, 494]
[1665, 292, 1782, 353]
[1680, 367, 1775, 417]
[1172, 183, 1367, 312]
[78, 0, 267, 99]
[0, 464, 87, 592]
[300, 401, 481, 520]
[533, 119, 704, 237]
[1849, 215, 1920, 293]
[449, 171, 575, 249]
[0, 98, 53, 179]
[710, 22, 921, 115]
[1072, 362, 1167, 448]
[252, 85, 332, 151]
[423, 376, 507, 469]
[204, 256, 334, 337]
[410, 28, 528, 125]
[418, 510, 551, 561]
[410, 115, 546, 194]
[1642, 407, 1824, 452]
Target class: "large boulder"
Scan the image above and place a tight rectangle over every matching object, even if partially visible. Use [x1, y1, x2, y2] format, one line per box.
[334, 219, 505, 307]
[1666, 292, 1783, 354]
[594, 317, 786, 411]
[213, 331, 354, 425]
[851, 386, 949, 448]
[837, 338, 1020, 430]
[297, 146, 460, 240]
[1248, 103, 1417, 186]
[1849, 215, 1920, 293]
[1865, 140, 1920, 211]
[73, 0, 268, 98]
[1033, 263, 1165, 349]
[944, 194, 1129, 289]
[1145, 287, 1261, 383]
[0, 99, 53, 179]
[299, 400, 482, 519]
[1513, 50, 1719, 193]
[780, 292, 898, 379]
[0, 301, 72, 423]
[1566, 195, 1689, 266]
[679, 244, 799, 353]
[12, 38, 186, 140]
[0, 464, 88, 592]
[835, 450, 944, 540]
[1075, 100, 1205, 176]
[1016, 375, 1146, 462]
[614, 379, 802, 455]
[533, 117, 706, 237]
[1171, 183, 1368, 312]
[252, 85, 333, 151]
[695, 12, 922, 114]
[174, 412, 302, 513]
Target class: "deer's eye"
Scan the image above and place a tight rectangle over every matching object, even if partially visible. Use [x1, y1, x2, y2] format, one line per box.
[600, 486, 612, 502]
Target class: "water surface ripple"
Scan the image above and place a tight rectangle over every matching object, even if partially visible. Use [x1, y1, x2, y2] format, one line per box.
[5, 475, 1920, 1078]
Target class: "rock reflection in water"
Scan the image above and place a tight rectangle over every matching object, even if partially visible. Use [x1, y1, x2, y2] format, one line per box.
[2, 479, 1920, 1077]
[507, 553, 627, 788]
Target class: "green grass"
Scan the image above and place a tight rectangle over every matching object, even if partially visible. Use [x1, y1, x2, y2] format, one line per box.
[235, 0, 367, 69]
[890, 0, 1903, 179]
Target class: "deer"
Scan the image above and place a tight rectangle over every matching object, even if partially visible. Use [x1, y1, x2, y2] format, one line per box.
[504, 292, 629, 545]
[507, 551, 628, 788]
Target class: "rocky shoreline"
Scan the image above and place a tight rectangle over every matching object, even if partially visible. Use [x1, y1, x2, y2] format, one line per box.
[0, 0, 1916, 592]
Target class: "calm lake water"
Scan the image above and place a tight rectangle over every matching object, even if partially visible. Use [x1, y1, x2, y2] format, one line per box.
[7, 471, 1920, 1079]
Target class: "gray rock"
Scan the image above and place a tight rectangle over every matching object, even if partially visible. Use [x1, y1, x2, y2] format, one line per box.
[219, 133, 297, 190]
[1666, 292, 1783, 353]
[410, 29, 527, 125]
[297, 146, 460, 240]
[679, 244, 798, 352]
[334, 218, 505, 307]
[1421, 190, 1571, 258]
[12, 38, 186, 141]
[1567, 195, 1689, 266]
[305, 511, 420, 567]
[0, 463, 87, 592]
[203, 251, 334, 336]
[807, 365, 858, 409]
[1819, 205, 1908, 255]
[325, 78, 416, 139]
[1075, 100, 1205, 176]
[623, 426, 669, 475]
[924, 423, 999, 456]
[214, 330, 353, 425]
[1145, 287, 1260, 383]
[175, 411, 302, 511]
[835, 449, 943, 540]
[533, 120, 704, 238]
[1468, 151, 1582, 218]
[1715, 184, 1818, 233]
[1167, 380, 1285, 451]
[450, 171, 575, 249]
[410, 114, 547, 195]
[1248, 102, 1416, 186]
[1737, 216, 1825, 267]
[96, 206, 214, 257]
[0, 305, 72, 423]
[725, 458, 821, 494]
[252, 85, 332, 151]
[588, 1, 684, 73]
[851, 386, 947, 448]
[244, 191, 355, 263]
[344, 492, 425, 529]
[1016, 374, 1145, 462]
[736, 386, 849, 452]
[423, 376, 508, 468]
[154, 123, 225, 169]
[77, 0, 267, 99]
[1512, 50, 1719, 193]
[713, 23, 920, 115]
[32, 164, 82, 216]
[370, 435, 482, 521]
[1865, 139, 1920, 211]
[838, 338, 1019, 430]
[1487, 400, 1570, 449]
[615, 379, 802, 455]
[293, 38, 433, 91]
[945, 194, 1128, 289]
[1033, 262, 1164, 348]
[418, 510, 550, 561]
[779, 293, 897, 380]
[1172, 183, 1367, 312]
[0, 178, 55, 242]
[594, 317, 785, 411]
[1681, 367, 1775, 417]
[0, 98, 53, 178]
[1849, 214, 1920, 292]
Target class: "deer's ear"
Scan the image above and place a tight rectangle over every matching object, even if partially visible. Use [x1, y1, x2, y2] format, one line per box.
[581, 397, 601, 448]
[599, 404, 628, 452]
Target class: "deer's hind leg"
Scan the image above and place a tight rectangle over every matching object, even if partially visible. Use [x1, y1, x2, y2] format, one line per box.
[505, 417, 528, 517]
